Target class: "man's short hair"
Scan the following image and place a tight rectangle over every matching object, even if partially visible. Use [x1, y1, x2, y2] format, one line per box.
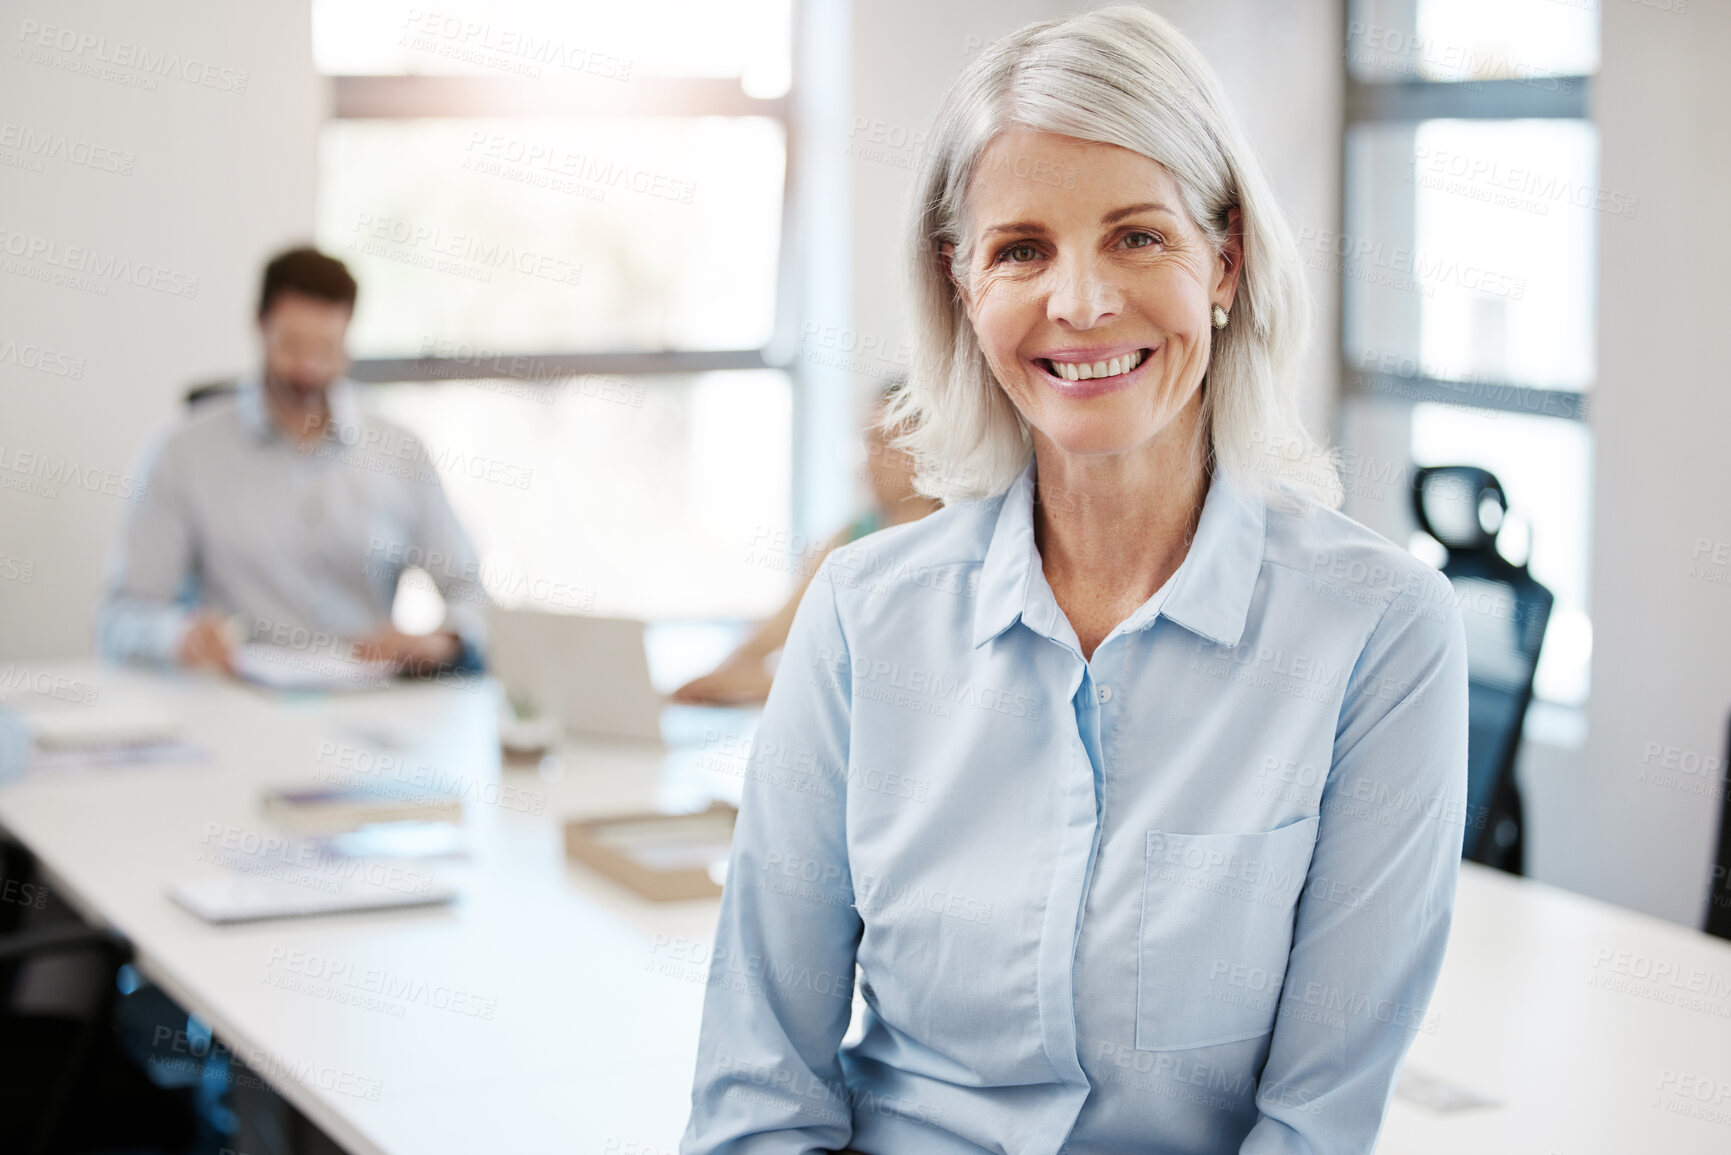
[258, 246, 358, 318]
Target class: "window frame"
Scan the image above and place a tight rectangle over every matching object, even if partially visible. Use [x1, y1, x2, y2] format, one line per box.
[1339, 33, 1594, 421]
[320, 50, 802, 386]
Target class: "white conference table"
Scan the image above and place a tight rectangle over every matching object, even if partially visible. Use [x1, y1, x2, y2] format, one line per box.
[1380, 862, 1731, 1154]
[0, 660, 730, 1155]
[2, 661, 1730, 1154]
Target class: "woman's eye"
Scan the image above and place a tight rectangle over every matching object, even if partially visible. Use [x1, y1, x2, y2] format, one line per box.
[1122, 231, 1162, 250]
[998, 242, 1040, 264]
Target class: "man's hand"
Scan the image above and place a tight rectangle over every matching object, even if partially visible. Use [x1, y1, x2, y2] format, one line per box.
[353, 628, 462, 678]
[176, 611, 237, 673]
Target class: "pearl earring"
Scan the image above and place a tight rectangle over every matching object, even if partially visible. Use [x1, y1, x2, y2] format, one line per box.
[1211, 305, 1229, 330]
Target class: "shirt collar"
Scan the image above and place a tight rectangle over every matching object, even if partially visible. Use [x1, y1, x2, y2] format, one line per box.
[971, 458, 1267, 650]
[238, 376, 364, 445]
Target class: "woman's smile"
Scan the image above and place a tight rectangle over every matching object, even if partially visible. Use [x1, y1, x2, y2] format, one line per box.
[1033, 344, 1159, 399]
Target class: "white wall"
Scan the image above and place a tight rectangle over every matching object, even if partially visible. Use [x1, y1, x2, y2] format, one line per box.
[1578, 0, 1731, 925]
[0, 0, 320, 661]
[844, 0, 1344, 445]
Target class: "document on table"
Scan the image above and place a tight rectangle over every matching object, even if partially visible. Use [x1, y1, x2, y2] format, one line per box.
[232, 643, 398, 693]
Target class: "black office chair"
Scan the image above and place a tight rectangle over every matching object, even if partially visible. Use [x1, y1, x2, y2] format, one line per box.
[1411, 466, 1553, 875]
[0, 926, 197, 1153]
[0, 838, 197, 1154]
[1705, 711, 1731, 940]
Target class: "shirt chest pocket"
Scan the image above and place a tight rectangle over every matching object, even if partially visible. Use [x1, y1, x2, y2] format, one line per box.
[1135, 815, 1320, 1051]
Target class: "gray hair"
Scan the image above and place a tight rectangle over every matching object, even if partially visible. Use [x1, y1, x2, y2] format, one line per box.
[884, 4, 1340, 509]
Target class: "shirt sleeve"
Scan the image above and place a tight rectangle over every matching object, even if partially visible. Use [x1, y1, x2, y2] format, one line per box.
[1240, 569, 1469, 1153]
[95, 437, 197, 665]
[681, 559, 861, 1154]
[412, 471, 488, 673]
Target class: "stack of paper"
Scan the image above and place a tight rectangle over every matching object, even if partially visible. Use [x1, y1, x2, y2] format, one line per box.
[27, 706, 203, 770]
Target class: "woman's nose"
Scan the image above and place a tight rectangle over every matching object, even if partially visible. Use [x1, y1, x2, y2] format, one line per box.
[1045, 255, 1122, 329]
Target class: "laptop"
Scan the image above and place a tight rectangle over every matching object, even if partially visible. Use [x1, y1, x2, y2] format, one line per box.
[484, 607, 664, 743]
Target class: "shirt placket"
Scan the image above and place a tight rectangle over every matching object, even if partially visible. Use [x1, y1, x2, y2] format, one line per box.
[290, 447, 332, 632]
[1030, 627, 1105, 1152]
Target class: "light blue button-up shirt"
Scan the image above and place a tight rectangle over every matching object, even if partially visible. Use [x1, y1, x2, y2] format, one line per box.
[97, 379, 486, 668]
[682, 460, 1468, 1155]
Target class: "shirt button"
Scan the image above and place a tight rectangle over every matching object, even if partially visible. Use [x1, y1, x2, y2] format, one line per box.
[1097, 685, 1112, 704]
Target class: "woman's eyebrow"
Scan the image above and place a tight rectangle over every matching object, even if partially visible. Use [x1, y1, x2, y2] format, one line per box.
[1102, 201, 1175, 225]
[980, 202, 1176, 238]
[980, 220, 1048, 238]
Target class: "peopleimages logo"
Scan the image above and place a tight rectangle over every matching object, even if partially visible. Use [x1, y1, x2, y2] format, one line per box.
[399, 9, 632, 81]
[263, 946, 498, 1021]
[0, 664, 99, 705]
[14, 19, 251, 94]
[0, 228, 200, 298]
[813, 648, 1041, 720]
[347, 213, 582, 290]
[313, 422, 534, 491]
[1293, 225, 1526, 301]
[0, 121, 134, 175]
[463, 132, 696, 204]
[1408, 144, 1640, 220]
[0, 336, 85, 379]
[313, 740, 547, 816]
[0, 444, 147, 502]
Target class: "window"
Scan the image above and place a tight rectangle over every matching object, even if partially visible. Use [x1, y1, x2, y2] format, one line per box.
[319, 116, 786, 356]
[312, 0, 799, 622]
[1341, 0, 1600, 707]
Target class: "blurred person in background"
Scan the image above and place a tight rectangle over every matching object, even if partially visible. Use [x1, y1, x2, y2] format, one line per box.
[96, 246, 486, 676]
[671, 380, 941, 705]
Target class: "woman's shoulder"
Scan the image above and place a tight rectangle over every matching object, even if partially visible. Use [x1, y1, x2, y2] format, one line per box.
[1260, 488, 1455, 617]
[813, 495, 1007, 621]
[825, 496, 1001, 574]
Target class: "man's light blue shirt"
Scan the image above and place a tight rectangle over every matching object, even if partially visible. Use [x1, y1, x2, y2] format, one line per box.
[682, 461, 1469, 1155]
[97, 378, 486, 668]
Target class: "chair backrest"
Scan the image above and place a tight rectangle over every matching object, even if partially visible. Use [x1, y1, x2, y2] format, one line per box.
[1706, 711, 1731, 939]
[1412, 466, 1553, 872]
[183, 378, 239, 409]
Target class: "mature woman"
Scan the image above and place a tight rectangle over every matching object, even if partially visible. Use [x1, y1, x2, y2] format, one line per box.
[682, 8, 1467, 1154]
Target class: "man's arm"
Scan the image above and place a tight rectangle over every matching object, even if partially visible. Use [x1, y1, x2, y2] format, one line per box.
[412, 470, 488, 673]
[95, 438, 208, 666]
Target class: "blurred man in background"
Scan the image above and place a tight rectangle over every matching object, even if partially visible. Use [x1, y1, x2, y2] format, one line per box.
[97, 246, 486, 675]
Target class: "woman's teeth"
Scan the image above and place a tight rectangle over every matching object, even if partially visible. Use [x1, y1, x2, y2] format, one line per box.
[1045, 349, 1146, 381]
